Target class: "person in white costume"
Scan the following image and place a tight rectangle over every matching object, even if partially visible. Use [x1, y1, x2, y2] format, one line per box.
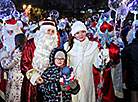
[3, 19, 22, 54]
[64, 21, 99, 102]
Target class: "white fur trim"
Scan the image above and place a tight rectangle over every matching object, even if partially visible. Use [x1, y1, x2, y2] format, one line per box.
[26, 69, 40, 86]
[123, 83, 127, 89]
[40, 25, 56, 34]
[0, 90, 5, 100]
[39, 21, 55, 26]
[5, 23, 18, 30]
[114, 90, 124, 98]
[30, 72, 40, 86]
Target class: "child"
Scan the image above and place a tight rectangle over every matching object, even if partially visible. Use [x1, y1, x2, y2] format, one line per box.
[38, 48, 80, 102]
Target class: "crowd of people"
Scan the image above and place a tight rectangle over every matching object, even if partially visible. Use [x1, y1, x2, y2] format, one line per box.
[0, 12, 138, 102]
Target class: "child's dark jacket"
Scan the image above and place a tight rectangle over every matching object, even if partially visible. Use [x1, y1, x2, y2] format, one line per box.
[38, 48, 80, 102]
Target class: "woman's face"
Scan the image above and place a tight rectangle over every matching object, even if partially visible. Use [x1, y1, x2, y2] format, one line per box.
[54, 56, 65, 67]
[74, 30, 86, 42]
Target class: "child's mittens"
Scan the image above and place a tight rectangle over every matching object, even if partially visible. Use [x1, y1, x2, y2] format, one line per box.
[60, 84, 70, 91]
[60, 77, 70, 91]
[69, 79, 78, 89]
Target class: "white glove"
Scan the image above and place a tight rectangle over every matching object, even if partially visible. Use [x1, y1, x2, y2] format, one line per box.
[94, 49, 110, 69]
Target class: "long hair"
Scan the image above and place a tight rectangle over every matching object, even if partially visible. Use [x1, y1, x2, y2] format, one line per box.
[15, 33, 27, 51]
[67, 36, 75, 52]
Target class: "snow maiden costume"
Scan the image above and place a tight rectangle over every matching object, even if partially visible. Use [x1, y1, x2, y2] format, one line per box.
[64, 21, 99, 102]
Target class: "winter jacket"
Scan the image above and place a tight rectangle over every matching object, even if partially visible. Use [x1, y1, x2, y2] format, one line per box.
[122, 38, 138, 91]
[38, 48, 80, 102]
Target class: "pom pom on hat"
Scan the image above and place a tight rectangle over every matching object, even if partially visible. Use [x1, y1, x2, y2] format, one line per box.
[71, 21, 87, 36]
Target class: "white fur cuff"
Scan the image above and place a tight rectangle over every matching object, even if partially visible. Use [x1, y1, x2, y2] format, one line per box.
[30, 72, 40, 86]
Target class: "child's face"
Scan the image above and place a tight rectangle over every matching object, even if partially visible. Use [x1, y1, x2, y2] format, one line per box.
[54, 56, 65, 67]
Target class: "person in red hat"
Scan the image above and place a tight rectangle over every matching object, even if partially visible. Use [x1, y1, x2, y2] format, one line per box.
[20, 19, 61, 102]
[0, 34, 27, 102]
[93, 21, 121, 102]
[0, 18, 23, 101]
[3, 18, 22, 54]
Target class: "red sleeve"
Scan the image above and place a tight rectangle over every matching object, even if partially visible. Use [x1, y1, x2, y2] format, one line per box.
[57, 31, 61, 47]
[21, 39, 36, 75]
[0, 41, 3, 49]
[108, 43, 120, 65]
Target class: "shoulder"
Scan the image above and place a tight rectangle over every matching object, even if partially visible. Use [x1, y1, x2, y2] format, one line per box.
[88, 41, 98, 50]
[64, 42, 70, 51]
[90, 41, 98, 46]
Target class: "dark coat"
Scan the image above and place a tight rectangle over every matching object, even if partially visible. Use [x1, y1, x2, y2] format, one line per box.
[122, 38, 138, 91]
[38, 48, 80, 102]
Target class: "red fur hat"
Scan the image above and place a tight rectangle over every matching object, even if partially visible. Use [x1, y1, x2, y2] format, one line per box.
[5, 19, 17, 30]
[100, 21, 114, 33]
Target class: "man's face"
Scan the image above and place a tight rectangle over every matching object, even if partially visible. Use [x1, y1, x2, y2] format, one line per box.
[46, 29, 55, 35]
[7, 30, 13, 35]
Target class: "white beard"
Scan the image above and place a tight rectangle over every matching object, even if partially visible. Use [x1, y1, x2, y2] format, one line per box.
[3, 32, 16, 54]
[3, 27, 22, 54]
[32, 32, 58, 73]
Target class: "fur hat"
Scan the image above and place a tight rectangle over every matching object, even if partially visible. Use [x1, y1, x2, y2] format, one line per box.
[39, 18, 55, 26]
[5, 19, 22, 34]
[100, 21, 114, 33]
[5, 19, 18, 30]
[71, 21, 87, 36]
[55, 51, 65, 59]
[39, 18, 56, 34]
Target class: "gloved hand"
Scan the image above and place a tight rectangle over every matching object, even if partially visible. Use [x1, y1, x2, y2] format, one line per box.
[61, 84, 70, 91]
[69, 79, 77, 89]
[94, 49, 110, 69]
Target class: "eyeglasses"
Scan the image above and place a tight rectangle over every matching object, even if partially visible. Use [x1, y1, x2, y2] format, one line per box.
[55, 58, 65, 61]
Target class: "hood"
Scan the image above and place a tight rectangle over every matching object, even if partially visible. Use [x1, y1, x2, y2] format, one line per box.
[49, 48, 67, 66]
